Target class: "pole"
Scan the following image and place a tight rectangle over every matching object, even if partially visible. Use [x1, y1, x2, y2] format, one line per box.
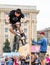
[29, 13, 32, 65]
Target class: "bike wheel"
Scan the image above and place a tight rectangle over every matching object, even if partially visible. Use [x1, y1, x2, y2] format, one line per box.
[15, 35, 20, 51]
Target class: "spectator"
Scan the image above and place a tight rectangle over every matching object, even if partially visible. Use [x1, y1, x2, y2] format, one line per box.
[34, 54, 40, 65]
[6, 57, 13, 65]
[25, 54, 30, 65]
[1, 56, 5, 65]
[13, 56, 19, 65]
[20, 56, 26, 65]
[32, 32, 48, 65]
[45, 54, 50, 65]
[31, 52, 36, 65]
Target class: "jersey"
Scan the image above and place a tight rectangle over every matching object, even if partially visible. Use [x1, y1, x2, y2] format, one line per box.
[9, 10, 24, 24]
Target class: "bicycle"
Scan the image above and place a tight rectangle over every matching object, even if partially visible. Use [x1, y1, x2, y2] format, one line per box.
[12, 24, 27, 52]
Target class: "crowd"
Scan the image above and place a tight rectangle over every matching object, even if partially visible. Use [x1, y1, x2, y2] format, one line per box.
[0, 53, 50, 65]
[31, 53, 50, 65]
[0, 54, 30, 65]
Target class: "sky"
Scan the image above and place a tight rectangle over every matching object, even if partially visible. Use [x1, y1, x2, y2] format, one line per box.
[0, 0, 50, 30]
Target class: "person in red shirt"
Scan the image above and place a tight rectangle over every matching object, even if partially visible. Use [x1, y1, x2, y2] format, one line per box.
[13, 56, 19, 65]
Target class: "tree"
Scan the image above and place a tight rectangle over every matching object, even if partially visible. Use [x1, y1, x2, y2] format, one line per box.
[3, 39, 11, 52]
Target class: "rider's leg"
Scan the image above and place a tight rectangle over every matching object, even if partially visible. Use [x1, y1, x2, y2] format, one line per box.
[17, 25, 25, 37]
[15, 22, 25, 37]
[9, 24, 17, 35]
[15, 22, 23, 33]
[15, 23, 26, 45]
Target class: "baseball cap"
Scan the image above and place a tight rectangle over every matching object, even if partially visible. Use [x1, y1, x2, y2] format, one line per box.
[40, 32, 45, 35]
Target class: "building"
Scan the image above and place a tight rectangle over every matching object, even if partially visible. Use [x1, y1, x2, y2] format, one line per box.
[0, 4, 39, 53]
[37, 27, 50, 45]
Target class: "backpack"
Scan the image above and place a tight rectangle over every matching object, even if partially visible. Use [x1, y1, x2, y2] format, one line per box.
[9, 10, 15, 18]
[9, 10, 15, 23]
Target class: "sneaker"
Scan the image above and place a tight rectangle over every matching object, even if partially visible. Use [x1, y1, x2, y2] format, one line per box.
[21, 36, 25, 40]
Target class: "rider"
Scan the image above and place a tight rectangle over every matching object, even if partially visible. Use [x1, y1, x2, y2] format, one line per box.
[6, 9, 26, 39]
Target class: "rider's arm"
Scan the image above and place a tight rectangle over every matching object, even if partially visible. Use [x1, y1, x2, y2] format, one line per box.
[21, 13, 29, 23]
[21, 17, 28, 23]
[32, 39, 43, 45]
[5, 15, 10, 24]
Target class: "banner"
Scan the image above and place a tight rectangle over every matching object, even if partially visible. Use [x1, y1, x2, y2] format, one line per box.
[31, 45, 40, 52]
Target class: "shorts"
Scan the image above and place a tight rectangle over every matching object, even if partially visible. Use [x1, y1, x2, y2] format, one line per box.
[39, 53, 46, 60]
[9, 22, 21, 30]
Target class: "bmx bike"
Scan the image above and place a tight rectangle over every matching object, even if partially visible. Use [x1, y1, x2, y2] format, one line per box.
[13, 27, 27, 51]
